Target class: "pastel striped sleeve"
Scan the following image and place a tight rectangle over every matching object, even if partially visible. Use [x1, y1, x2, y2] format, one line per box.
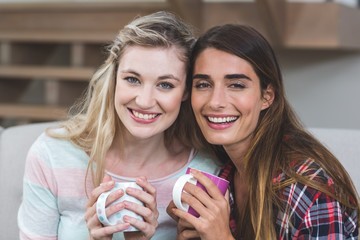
[18, 136, 59, 240]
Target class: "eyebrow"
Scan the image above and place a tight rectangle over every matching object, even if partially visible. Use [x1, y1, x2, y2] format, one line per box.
[193, 74, 210, 80]
[193, 73, 252, 81]
[120, 69, 141, 77]
[159, 74, 180, 81]
[120, 69, 180, 81]
[225, 74, 251, 81]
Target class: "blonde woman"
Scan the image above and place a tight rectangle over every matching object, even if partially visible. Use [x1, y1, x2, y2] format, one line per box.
[169, 24, 359, 239]
[18, 12, 221, 240]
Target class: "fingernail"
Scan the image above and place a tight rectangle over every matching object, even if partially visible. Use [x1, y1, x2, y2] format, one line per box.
[116, 202, 125, 209]
[100, 181, 114, 187]
[137, 176, 146, 182]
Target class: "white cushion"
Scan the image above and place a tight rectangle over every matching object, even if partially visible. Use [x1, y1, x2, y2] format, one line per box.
[309, 128, 360, 192]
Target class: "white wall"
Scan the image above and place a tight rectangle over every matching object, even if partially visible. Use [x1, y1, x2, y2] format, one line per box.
[279, 50, 360, 130]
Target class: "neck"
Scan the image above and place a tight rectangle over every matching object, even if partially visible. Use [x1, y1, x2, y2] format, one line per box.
[223, 140, 250, 173]
[105, 132, 190, 179]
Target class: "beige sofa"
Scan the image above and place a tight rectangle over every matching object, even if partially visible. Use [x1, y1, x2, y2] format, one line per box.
[0, 122, 57, 240]
[0, 122, 359, 239]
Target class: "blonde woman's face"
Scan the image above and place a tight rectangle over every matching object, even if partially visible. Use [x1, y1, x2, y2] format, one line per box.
[115, 46, 187, 140]
[191, 48, 273, 149]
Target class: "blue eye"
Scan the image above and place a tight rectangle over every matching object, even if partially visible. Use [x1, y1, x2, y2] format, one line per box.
[124, 77, 140, 85]
[158, 82, 174, 89]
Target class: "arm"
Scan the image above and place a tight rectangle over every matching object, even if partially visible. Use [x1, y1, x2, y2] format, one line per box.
[297, 190, 358, 239]
[277, 182, 358, 239]
[18, 141, 59, 240]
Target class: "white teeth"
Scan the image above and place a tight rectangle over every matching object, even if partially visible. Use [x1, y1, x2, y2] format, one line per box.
[133, 110, 157, 120]
[207, 116, 238, 123]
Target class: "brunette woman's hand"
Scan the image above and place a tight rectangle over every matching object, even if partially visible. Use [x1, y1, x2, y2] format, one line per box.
[85, 174, 131, 240]
[123, 177, 159, 240]
[166, 201, 200, 240]
[170, 169, 234, 240]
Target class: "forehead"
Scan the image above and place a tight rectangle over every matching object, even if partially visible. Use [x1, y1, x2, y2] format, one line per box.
[194, 48, 256, 76]
[118, 46, 187, 78]
[121, 45, 185, 62]
[121, 45, 179, 60]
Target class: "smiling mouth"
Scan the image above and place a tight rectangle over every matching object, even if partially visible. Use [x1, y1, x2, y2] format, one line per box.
[207, 116, 238, 124]
[131, 109, 160, 120]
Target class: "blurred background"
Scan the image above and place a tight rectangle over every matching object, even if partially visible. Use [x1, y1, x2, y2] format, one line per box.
[0, 0, 359, 129]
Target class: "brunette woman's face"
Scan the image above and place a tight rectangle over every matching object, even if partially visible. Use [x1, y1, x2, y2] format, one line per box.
[115, 46, 187, 140]
[191, 48, 273, 148]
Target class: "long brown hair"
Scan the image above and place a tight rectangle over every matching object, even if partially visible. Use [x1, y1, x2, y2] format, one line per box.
[189, 24, 359, 239]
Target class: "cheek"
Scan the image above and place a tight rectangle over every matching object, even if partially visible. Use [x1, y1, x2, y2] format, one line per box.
[232, 95, 263, 119]
[191, 94, 202, 112]
[114, 82, 133, 105]
[165, 94, 183, 110]
[159, 92, 184, 112]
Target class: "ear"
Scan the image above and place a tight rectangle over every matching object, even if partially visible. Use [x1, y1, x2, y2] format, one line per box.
[261, 85, 274, 110]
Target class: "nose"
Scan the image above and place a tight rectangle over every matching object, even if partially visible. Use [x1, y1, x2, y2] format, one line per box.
[209, 86, 226, 110]
[135, 86, 156, 109]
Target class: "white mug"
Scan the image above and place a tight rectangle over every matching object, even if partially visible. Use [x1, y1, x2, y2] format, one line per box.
[96, 182, 144, 231]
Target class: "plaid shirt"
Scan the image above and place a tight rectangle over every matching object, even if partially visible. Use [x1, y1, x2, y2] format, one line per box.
[219, 159, 359, 239]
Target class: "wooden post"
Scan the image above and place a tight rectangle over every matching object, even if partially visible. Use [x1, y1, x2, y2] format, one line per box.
[255, 0, 286, 48]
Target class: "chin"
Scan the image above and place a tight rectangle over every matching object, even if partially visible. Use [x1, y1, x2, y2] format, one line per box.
[205, 136, 229, 146]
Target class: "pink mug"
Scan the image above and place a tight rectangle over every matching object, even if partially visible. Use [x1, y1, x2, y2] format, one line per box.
[172, 167, 229, 217]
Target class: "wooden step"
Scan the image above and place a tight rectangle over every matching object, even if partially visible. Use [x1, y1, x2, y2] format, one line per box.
[199, 1, 360, 49]
[285, 2, 360, 49]
[0, 104, 68, 120]
[0, 31, 115, 43]
[0, 2, 170, 38]
[0, 66, 95, 81]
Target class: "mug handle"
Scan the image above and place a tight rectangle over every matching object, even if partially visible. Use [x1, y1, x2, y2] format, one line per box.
[96, 188, 123, 226]
[172, 174, 197, 211]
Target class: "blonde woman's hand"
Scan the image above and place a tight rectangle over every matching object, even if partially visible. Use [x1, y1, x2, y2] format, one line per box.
[170, 169, 234, 240]
[85, 174, 131, 240]
[123, 177, 159, 240]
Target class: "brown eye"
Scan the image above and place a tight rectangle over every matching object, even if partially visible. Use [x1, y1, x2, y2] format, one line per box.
[194, 82, 210, 89]
[229, 83, 245, 89]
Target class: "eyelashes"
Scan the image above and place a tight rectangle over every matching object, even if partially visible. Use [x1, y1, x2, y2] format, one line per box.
[123, 76, 175, 90]
[193, 80, 246, 90]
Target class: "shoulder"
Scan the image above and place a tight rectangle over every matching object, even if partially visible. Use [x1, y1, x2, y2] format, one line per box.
[28, 128, 88, 168]
[188, 149, 223, 175]
[274, 158, 333, 186]
[274, 158, 335, 207]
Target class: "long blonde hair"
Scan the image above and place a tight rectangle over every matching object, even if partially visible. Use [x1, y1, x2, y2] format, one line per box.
[48, 11, 204, 187]
[190, 24, 359, 239]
